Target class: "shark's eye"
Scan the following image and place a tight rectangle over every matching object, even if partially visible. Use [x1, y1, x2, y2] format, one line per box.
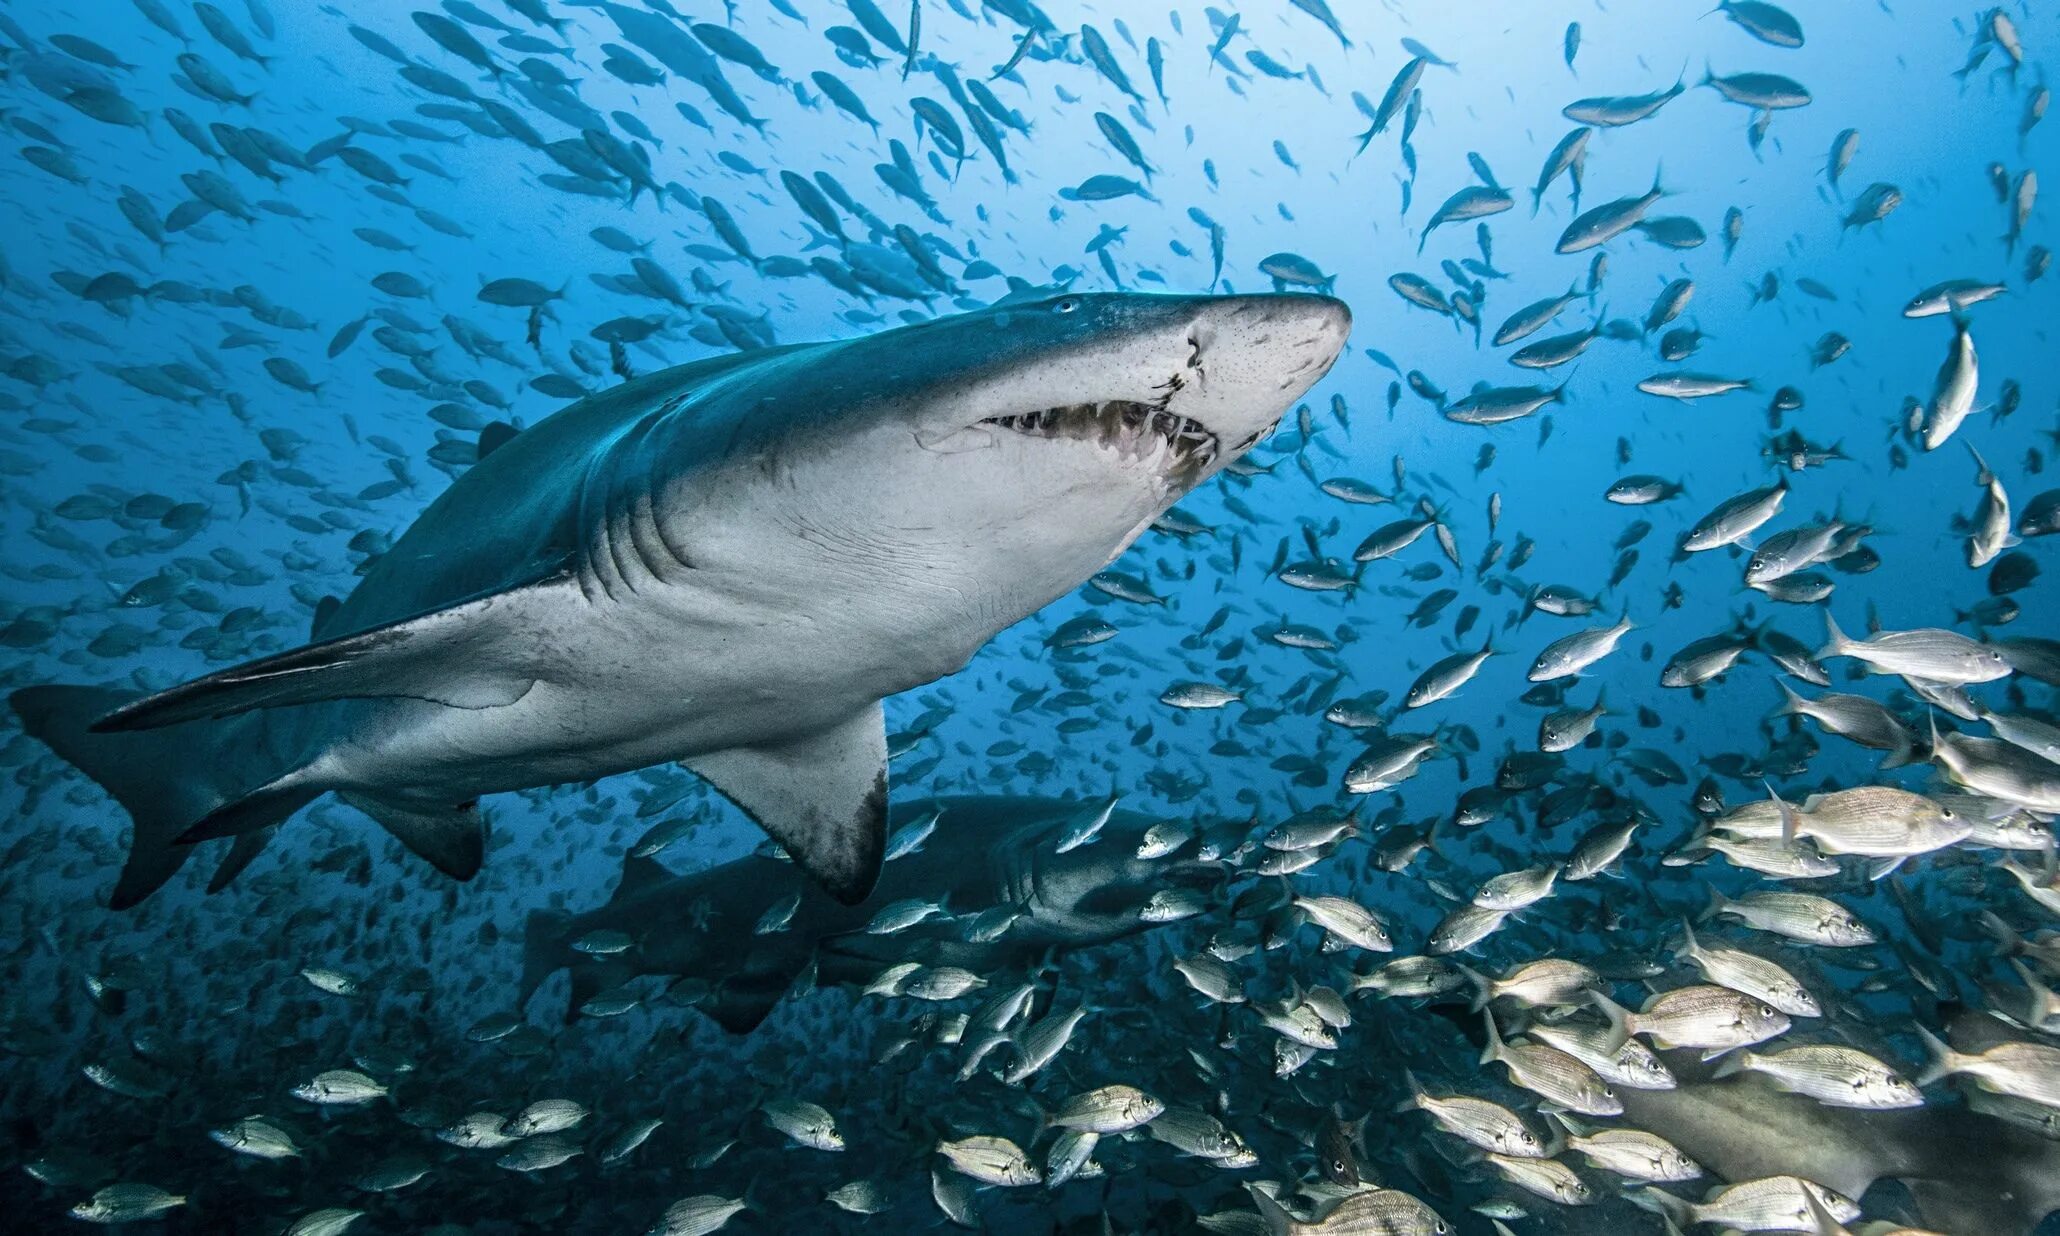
[1053, 297, 1080, 314]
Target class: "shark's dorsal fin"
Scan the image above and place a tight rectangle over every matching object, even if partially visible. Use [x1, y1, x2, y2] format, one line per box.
[311, 595, 340, 639]
[611, 854, 672, 904]
[683, 703, 888, 905]
[477, 421, 519, 459]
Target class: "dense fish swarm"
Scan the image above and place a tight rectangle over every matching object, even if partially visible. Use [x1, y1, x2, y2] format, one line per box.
[0, 2, 2058, 1235]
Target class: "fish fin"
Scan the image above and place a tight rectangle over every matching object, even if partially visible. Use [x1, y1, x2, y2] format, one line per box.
[1479, 1010, 1506, 1066]
[477, 420, 520, 459]
[563, 956, 634, 1023]
[206, 827, 277, 894]
[11, 685, 287, 909]
[701, 973, 792, 1034]
[340, 792, 485, 881]
[1767, 781, 1800, 845]
[1393, 1067, 1428, 1113]
[175, 774, 322, 843]
[1865, 855, 1909, 882]
[610, 854, 674, 904]
[2011, 959, 2059, 1030]
[1816, 609, 1858, 661]
[1629, 1188, 1695, 1232]
[1589, 989, 1633, 1055]
[1698, 884, 1730, 924]
[1455, 963, 1491, 1012]
[684, 702, 888, 905]
[1768, 679, 1804, 719]
[519, 907, 573, 1009]
[311, 595, 340, 638]
[1243, 1184, 1297, 1236]
[1912, 1023, 1960, 1088]
[88, 574, 576, 732]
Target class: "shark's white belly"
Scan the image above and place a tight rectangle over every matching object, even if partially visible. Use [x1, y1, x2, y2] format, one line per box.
[305, 573, 988, 800]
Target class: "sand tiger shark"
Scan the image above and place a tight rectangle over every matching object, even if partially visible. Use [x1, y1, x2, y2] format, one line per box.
[13, 292, 1350, 909]
[522, 795, 1228, 1033]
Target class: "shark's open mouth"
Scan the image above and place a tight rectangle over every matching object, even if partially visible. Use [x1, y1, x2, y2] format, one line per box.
[980, 400, 1220, 472]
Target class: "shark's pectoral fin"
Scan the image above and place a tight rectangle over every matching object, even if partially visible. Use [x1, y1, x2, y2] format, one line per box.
[699, 974, 791, 1035]
[341, 792, 485, 881]
[89, 575, 576, 733]
[684, 703, 888, 906]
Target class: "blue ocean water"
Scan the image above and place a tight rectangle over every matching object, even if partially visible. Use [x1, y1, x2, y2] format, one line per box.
[3, 1, 2060, 1233]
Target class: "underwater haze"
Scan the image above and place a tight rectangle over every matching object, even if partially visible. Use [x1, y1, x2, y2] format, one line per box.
[4, 0, 2060, 1234]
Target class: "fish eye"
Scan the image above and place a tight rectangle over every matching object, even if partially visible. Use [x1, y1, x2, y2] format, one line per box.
[1053, 297, 1081, 314]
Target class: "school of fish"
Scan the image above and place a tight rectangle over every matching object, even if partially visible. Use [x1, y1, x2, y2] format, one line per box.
[1, 2, 2059, 1235]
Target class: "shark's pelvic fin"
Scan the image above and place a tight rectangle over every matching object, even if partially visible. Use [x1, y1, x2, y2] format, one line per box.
[88, 575, 574, 733]
[340, 792, 486, 881]
[176, 773, 321, 844]
[683, 702, 889, 905]
[207, 828, 277, 895]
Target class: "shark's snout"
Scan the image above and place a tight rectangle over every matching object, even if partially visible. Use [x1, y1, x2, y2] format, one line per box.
[1179, 293, 1351, 456]
[1219, 292, 1351, 366]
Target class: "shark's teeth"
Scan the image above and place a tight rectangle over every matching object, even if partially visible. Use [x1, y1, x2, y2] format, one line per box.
[980, 400, 1219, 471]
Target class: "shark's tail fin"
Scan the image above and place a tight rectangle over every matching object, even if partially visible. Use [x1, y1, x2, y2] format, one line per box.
[520, 907, 573, 1010]
[10, 685, 298, 909]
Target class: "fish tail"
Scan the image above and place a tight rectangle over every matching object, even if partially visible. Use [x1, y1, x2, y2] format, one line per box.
[1912, 1024, 1962, 1088]
[2010, 959, 2056, 1025]
[1816, 610, 1858, 661]
[1479, 1009, 1506, 1066]
[1699, 883, 1730, 924]
[1244, 1184, 1298, 1236]
[1456, 963, 1491, 1012]
[10, 685, 305, 909]
[1767, 678, 1804, 720]
[1978, 910, 2025, 952]
[1675, 916, 1702, 962]
[1630, 1186, 1697, 1232]
[1766, 780, 1801, 845]
[1393, 1067, 1428, 1113]
[1588, 989, 1634, 1055]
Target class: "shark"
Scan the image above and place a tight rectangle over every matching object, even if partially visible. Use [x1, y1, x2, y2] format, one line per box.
[12, 292, 1349, 910]
[1613, 1010, 2060, 1235]
[520, 794, 1229, 1033]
